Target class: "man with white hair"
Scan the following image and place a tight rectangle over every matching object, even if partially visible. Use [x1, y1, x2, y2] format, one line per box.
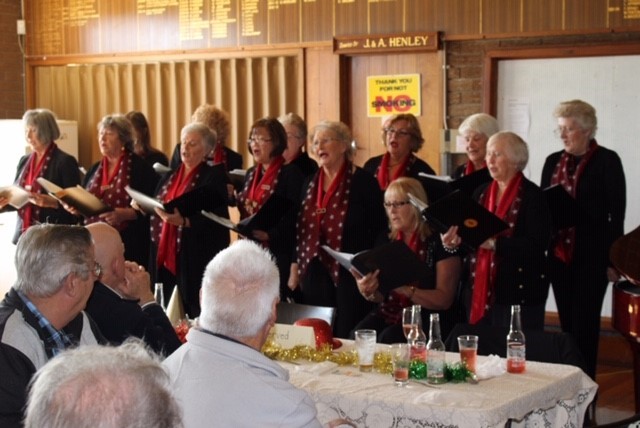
[0, 225, 104, 427]
[24, 340, 183, 428]
[163, 239, 321, 427]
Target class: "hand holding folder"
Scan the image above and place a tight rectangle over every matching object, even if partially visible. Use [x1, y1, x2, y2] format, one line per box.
[409, 189, 508, 251]
[126, 185, 225, 217]
[321, 241, 429, 294]
[0, 185, 31, 209]
[202, 193, 291, 236]
[36, 177, 112, 217]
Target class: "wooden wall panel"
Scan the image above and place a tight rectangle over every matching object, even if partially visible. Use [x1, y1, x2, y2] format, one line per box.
[483, 0, 521, 34]
[300, 1, 333, 42]
[565, 0, 609, 31]
[419, 0, 481, 36]
[369, 0, 404, 34]
[334, 0, 368, 36]
[522, 0, 563, 33]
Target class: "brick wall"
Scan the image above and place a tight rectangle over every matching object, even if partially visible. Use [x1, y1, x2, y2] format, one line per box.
[446, 32, 640, 129]
[0, 0, 24, 118]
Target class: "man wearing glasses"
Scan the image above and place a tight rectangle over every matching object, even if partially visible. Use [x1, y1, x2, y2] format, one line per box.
[0, 224, 105, 428]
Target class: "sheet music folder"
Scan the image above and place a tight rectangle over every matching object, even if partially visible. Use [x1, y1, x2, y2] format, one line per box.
[36, 177, 112, 217]
[202, 193, 291, 236]
[321, 241, 429, 293]
[543, 184, 578, 230]
[418, 189, 509, 251]
[419, 168, 491, 202]
[126, 185, 224, 217]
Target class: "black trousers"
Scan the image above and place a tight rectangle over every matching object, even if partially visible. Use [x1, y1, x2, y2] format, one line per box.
[548, 256, 609, 380]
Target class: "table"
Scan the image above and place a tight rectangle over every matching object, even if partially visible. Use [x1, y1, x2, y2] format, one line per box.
[280, 343, 597, 428]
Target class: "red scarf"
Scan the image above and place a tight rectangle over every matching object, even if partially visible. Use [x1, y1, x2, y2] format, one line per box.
[85, 151, 132, 230]
[17, 143, 57, 232]
[550, 140, 599, 264]
[154, 163, 203, 275]
[238, 156, 285, 218]
[469, 172, 524, 324]
[376, 152, 412, 190]
[464, 160, 485, 176]
[296, 162, 351, 284]
[211, 144, 228, 169]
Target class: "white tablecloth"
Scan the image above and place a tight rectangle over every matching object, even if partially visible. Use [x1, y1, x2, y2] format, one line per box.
[280, 345, 597, 428]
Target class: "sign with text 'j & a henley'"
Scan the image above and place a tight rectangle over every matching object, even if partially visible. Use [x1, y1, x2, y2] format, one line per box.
[367, 73, 421, 117]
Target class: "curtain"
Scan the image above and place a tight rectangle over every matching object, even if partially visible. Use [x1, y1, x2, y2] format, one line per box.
[33, 53, 303, 169]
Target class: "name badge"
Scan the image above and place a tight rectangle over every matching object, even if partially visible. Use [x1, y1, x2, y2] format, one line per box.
[100, 185, 112, 191]
[268, 323, 316, 349]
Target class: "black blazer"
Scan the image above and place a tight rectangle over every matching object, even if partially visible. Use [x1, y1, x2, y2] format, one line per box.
[84, 152, 159, 267]
[541, 144, 626, 270]
[85, 282, 181, 356]
[473, 177, 551, 306]
[8, 147, 81, 243]
[150, 163, 231, 316]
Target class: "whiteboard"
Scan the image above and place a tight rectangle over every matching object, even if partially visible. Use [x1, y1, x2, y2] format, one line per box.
[496, 55, 640, 316]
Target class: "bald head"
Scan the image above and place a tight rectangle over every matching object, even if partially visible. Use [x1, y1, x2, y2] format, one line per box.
[86, 222, 124, 287]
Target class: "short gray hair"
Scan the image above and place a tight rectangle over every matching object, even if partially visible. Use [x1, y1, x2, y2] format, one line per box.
[22, 109, 61, 144]
[180, 122, 217, 152]
[98, 114, 135, 151]
[25, 340, 183, 428]
[458, 113, 500, 139]
[553, 99, 598, 139]
[311, 120, 354, 162]
[199, 240, 279, 338]
[488, 131, 529, 172]
[14, 225, 93, 297]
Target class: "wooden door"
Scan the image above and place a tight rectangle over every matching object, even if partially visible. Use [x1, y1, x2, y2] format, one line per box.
[344, 52, 444, 172]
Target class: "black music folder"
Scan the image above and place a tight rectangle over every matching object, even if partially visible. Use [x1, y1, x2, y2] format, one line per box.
[202, 193, 291, 236]
[419, 168, 491, 203]
[228, 169, 247, 191]
[126, 184, 224, 217]
[418, 189, 509, 251]
[37, 177, 112, 217]
[322, 240, 429, 293]
[543, 184, 579, 230]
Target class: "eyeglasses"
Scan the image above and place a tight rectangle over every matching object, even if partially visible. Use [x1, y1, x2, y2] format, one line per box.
[248, 136, 273, 145]
[384, 200, 411, 209]
[80, 261, 102, 278]
[553, 127, 581, 137]
[384, 128, 412, 138]
[287, 133, 304, 140]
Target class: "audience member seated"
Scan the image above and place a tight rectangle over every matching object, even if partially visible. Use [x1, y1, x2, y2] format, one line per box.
[351, 178, 462, 342]
[24, 340, 183, 428]
[0, 225, 104, 427]
[85, 222, 181, 356]
[163, 239, 322, 428]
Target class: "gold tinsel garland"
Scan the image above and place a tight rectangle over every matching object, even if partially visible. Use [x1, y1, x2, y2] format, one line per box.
[262, 339, 393, 374]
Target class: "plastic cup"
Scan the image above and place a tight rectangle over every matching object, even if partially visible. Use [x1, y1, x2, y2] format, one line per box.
[354, 329, 377, 372]
[458, 335, 479, 373]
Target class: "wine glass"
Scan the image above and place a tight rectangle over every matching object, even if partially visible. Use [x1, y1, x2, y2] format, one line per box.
[402, 307, 417, 339]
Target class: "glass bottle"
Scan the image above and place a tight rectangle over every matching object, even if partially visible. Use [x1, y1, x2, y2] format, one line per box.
[406, 305, 427, 362]
[426, 313, 446, 384]
[506, 304, 526, 373]
[154, 282, 165, 309]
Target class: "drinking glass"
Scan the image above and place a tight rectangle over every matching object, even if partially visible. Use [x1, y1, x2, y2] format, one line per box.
[354, 329, 377, 372]
[402, 307, 417, 339]
[390, 343, 410, 386]
[457, 335, 479, 373]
